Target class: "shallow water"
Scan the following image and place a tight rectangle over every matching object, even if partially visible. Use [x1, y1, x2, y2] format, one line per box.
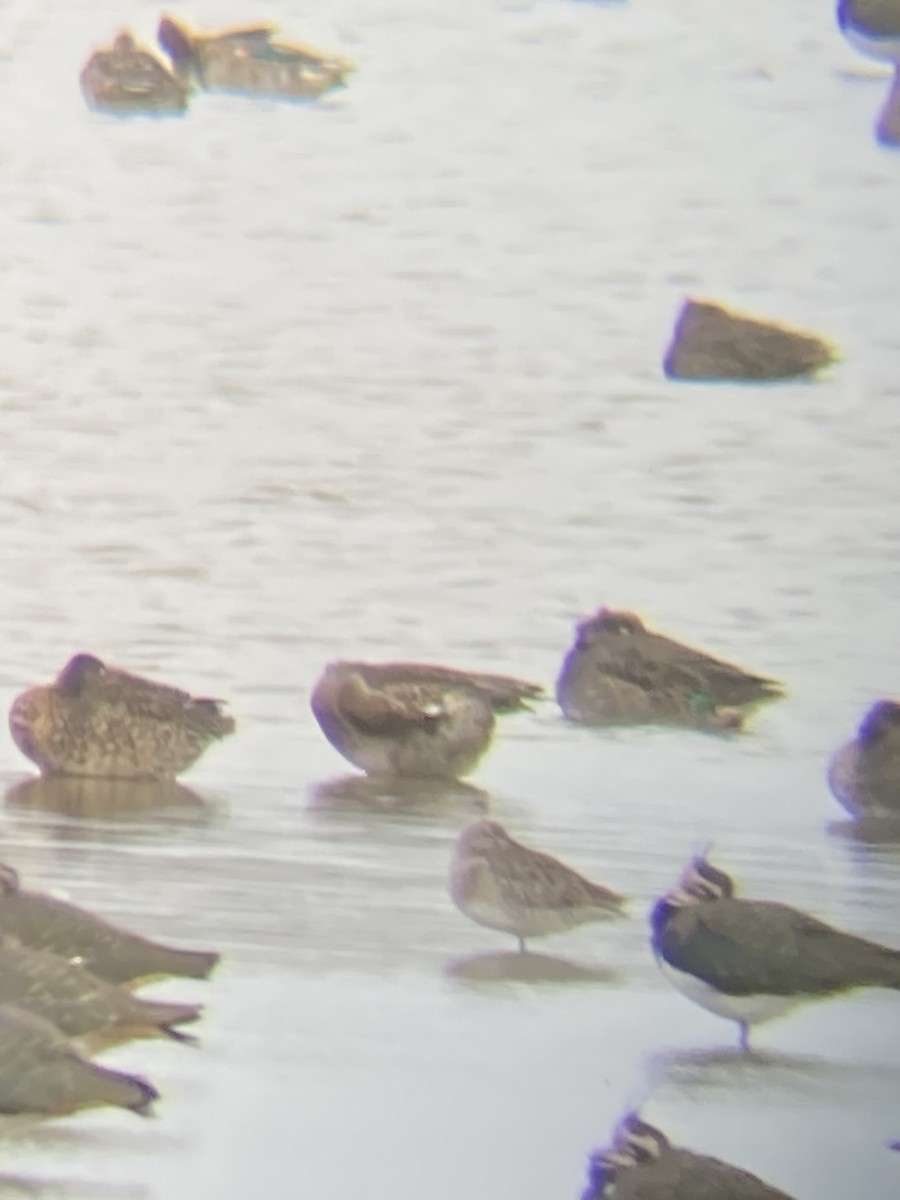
[0, 0, 899, 1196]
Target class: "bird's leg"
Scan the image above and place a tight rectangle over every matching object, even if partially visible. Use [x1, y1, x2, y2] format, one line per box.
[738, 1022, 751, 1053]
[517, 935, 527, 954]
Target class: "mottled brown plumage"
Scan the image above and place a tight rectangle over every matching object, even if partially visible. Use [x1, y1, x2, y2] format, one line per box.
[0, 941, 202, 1043]
[829, 699, 900, 818]
[157, 14, 353, 100]
[583, 1111, 799, 1200]
[448, 818, 625, 950]
[0, 1003, 158, 1117]
[556, 609, 783, 731]
[0, 862, 219, 986]
[311, 661, 542, 779]
[80, 30, 189, 116]
[10, 653, 235, 779]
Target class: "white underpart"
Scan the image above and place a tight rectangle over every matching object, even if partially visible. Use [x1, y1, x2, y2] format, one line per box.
[658, 958, 803, 1028]
[842, 25, 900, 64]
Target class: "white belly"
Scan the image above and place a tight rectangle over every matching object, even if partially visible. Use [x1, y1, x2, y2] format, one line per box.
[842, 24, 900, 64]
[658, 958, 802, 1027]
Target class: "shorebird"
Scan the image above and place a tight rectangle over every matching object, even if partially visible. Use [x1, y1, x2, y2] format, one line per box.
[0, 942, 202, 1043]
[651, 853, 900, 1050]
[0, 1003, 158, 1118]
[80, 30, 190, 116]
[157, 14, 354, 100]
[310, 661, 542, 780]
[829, 699, 900, 819]
[9, 653, 235, 779]
[0, 861, 219, 986]
[448, 818, 625, 951]
[556, 608, 783, 731]
[582, 1110, 799, 1200]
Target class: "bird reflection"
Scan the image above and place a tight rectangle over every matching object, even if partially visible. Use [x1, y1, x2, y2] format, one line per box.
[648, 1043, 900, 1097]
[4, 775, 214, 823]
[828, 815, 900, 847]
[307, 772, 489, 814]
[0, 1173, 146, 1198]
[444, 948, 623, 986]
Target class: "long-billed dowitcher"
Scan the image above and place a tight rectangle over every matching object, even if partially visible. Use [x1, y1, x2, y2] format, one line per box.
[448, 818, 625, 951]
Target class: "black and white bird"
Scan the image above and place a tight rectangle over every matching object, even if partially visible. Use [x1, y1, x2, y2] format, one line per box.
[650, 853, 900, 1050]
[581, 1110, 800, 1200]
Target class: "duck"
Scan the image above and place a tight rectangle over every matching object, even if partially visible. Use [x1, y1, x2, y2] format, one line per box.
[0, 941, 202, 1044]
[556, 608, 783, 731]
[157, 14, 354, 100]
[0, 860, 219, 986]
[651, 853, 900, 1050]
[9, 653, 236, 780]
[0, 1003, 158, 1117]
[80, 30, 190, 116]
[828, 699, 900, 819]
[448, 819, 625, 951]
[582, 1109, 800, 1200]
[310, 660, 542, 780]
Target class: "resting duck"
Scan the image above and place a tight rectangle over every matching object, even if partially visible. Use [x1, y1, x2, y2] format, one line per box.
[310, 661, 542, 780]
[828, 699, 900, 819]
[9, 653, 235, 780]
[80, 30, 190, 116]
[556, 608, 783, 731]
[157, 14, 354, 100]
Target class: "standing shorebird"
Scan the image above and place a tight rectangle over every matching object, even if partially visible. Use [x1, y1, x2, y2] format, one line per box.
[310, 661, 542, 780]
[555, 608, 783, 731]
[0, 1003, 158, 1118]
[80, 30, 190, 116]
[0, 861, 219, 986]
[448, 819, 625, 952]
[828, 700, 900, 819]
[9, 653, 235, 780]
[582, 1110, 800, 1200]
[651, 854, 900, 1050]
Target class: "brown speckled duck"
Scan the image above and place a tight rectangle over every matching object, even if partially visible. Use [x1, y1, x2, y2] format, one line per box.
[0, 941, 202, 1044]
[449, 819, 625, 952]
[582, 1110, 800, 1200]
[0, 861, 219, 986]
[556, 608, 783, 731]
[828, 699, 900, 819]
[157, 14, 354, 100]
[80, 30, 190, 116]
[0, 1003, 158, 1117]
[9, 653, 235, 780]
[310, 661, 542, 780]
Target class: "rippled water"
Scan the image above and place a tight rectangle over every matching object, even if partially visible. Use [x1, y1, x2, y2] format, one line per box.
[0, 0, 899, 1196]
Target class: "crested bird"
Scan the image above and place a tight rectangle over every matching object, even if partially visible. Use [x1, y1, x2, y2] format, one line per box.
[556, 608, 783, 731]
[0, 861, 219, 986]
[310, 661, 542, 780]
[10, 653, 235, 779]
[448, 818, 625, 952]
[651, 853, 900, 1050]
[582, 1109, 800, 1200]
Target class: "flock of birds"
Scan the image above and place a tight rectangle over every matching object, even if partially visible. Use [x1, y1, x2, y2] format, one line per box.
[4, 598, 900, 1196]
[10, 1, 899, 1196]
